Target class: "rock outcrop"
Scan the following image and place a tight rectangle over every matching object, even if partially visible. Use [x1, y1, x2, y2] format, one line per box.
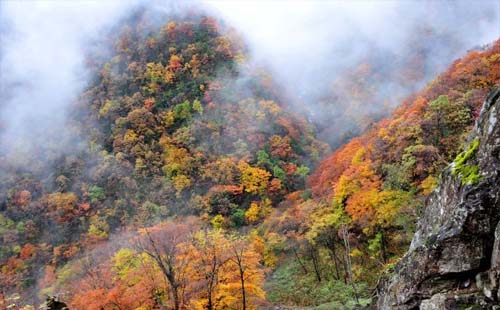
[375, 88, 500, 309]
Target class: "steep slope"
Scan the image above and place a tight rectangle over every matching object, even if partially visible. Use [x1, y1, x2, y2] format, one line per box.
[0, 11, 327, 306]
[1, 6, 499, 309]
[375, 88, 500, 309]
[312, 26, 476, 148]
[258, 41, 500, 307]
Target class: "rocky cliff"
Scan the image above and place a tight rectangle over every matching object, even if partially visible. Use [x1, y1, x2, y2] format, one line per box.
[375, 88, 500, 309]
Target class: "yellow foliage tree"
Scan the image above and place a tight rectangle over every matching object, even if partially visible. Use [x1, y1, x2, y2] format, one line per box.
[218, 236, 266, 310]
[245, 202, 261, 224]
[238, 161, 271, 194]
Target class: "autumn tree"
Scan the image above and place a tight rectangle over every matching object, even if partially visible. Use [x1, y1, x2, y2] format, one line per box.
[222, 235, 266, 310]
[189, 229, 231, 310]
[238, 161, 271, 195]
[136, 218, 200, 310]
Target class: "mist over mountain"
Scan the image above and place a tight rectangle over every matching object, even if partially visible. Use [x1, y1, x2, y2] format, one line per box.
[0, 1, 499, 309]
[1, 1, 498, 162]
[210, 1, 500, 145]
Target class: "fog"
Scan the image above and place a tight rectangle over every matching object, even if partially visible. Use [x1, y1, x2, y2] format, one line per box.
[208, 0, 500, 144]
[211, 1, 500, 96]
[0, 0, 140, 165]
[1, 0, 499, 162]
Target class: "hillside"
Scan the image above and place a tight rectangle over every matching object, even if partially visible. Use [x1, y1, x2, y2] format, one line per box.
[0, 11, 328, 309]
[1, 5, 500, 310]
[310, 26, 476, 148]
[258, 40, 500, 307]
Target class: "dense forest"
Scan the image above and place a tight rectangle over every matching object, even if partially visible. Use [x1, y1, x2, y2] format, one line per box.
[1, 3, 499, 310]
[0, 11, 328, 309]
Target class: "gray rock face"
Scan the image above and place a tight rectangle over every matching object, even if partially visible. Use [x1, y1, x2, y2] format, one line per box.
[374, 88, 500, 310]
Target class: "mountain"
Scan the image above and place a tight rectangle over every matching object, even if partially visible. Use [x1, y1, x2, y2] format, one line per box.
[0, 10, 328, 309]
[375, 88, 500, 309]
[257, 41, 500, 307]
[1, 6, 500, 310]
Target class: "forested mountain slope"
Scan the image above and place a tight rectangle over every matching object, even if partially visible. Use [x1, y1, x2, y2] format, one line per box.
[0, 11, 327, 309]
[0, 7, 499, 310]
[258, 40, 500, 307]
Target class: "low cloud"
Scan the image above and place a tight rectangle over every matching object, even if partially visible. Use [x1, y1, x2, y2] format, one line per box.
[0, 0, 140, 164]
[1, 0, 499, 162]
[208, 0, 500, 144]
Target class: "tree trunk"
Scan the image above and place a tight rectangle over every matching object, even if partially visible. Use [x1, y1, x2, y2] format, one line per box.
[325, 236, 341, 280]
[341, 225, 359, 305]
[207, 270, 214, 310]
[309, 246, 322, 283]
[293, 248, 308, 274]
[239, 267, 246, 310]
[380, 230, 388, 264]
[172, 284, 180, 310]
[207, 284, 213, 310]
